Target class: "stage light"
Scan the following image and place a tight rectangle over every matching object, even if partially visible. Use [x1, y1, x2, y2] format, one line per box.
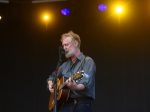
[61, 8, 70, 16]
[42, 13, 52, 23]
[115, 5, 123, 14]
[0, 16, 2, 20]
[43, 15, 49, 21]
[108, 1, 131, 23]
[39, 11, 53, 31]
[109, 1, 126, 16]
[98, 4, 107, 12]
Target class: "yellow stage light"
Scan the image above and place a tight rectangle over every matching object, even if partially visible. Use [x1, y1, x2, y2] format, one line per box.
[109, 1, 126, 16]
[42, 13, 52, 23]
[43, 15, 49, 20]
[107, 1, 131, 23]
[39, 11, 54, 31]
[115, 6, 123, 14]
[0, 16, 2, 20]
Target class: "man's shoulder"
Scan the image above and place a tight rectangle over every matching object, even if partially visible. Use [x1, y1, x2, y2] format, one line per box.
[84, 55, 96, 66]
[85, 55, 94, 62]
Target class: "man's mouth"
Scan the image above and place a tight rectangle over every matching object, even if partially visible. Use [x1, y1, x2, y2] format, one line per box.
[65, 50, 69, 53]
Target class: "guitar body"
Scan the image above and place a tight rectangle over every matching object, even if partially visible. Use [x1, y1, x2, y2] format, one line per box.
[48, 72, 83, 111]
[48, 76, 70, 111]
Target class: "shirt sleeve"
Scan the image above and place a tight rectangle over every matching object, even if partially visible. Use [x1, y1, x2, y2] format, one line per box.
[47, 66, 63, 82]
[47, 71, 56, 81]
[78, 57, 96, 89]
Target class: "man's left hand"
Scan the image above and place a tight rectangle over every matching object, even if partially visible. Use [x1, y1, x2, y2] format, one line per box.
[66, 77, 78, 90]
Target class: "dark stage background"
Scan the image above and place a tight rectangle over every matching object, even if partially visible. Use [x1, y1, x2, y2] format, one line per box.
[0, 0, 150, 112]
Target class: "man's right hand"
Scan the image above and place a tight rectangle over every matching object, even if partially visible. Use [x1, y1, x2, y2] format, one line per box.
[48, 80, 54, 93]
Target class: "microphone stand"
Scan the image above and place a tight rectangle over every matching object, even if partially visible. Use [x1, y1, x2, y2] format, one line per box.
[53, 46, 64, 112]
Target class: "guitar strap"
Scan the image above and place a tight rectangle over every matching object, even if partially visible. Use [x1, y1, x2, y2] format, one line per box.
[66, 55, 87, 76]
[76, 55, 87, 72]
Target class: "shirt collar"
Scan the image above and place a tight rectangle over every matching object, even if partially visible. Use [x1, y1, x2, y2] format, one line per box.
[76, 52, 84, 61]
[68, 52, 84, 63]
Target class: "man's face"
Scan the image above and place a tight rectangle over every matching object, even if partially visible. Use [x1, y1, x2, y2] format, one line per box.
[62, 37, 77, 58]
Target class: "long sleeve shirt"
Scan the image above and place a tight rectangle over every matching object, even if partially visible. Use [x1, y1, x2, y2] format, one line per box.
[47, 52, 96, 99]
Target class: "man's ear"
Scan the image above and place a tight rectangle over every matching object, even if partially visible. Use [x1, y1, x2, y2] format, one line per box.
[74, 40, 78, 47]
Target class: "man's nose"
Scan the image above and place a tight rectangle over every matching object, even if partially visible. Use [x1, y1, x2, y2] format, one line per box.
[64, 46, 67, 50]
[63, 46, 66, 50]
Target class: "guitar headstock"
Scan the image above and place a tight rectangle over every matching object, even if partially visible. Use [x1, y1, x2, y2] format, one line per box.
[72, 71, 84, 81]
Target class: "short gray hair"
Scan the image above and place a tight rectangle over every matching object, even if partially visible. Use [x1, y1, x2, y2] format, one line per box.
[61, 31, 81, 48]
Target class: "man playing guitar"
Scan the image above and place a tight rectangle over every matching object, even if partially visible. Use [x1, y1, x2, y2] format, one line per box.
[47, 31, 96, 112]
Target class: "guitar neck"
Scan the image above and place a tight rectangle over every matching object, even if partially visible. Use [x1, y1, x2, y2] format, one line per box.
[60, 75, 73, 89]
[60, 82, 67, 90]
[59, 73, 82, 90]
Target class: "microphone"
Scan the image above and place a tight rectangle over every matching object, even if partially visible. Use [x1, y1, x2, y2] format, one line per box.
[58, 46, 66, 65]
[59, 46, 65, 55]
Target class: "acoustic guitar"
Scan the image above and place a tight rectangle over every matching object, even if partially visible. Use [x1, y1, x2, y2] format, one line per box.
[48, 72, 84, 111]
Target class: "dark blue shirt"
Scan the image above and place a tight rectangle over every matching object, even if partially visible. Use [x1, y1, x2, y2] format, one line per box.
[48, 53, 96, 99]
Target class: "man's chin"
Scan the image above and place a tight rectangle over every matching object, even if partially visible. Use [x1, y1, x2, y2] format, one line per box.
[65, 53, 72, 58]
